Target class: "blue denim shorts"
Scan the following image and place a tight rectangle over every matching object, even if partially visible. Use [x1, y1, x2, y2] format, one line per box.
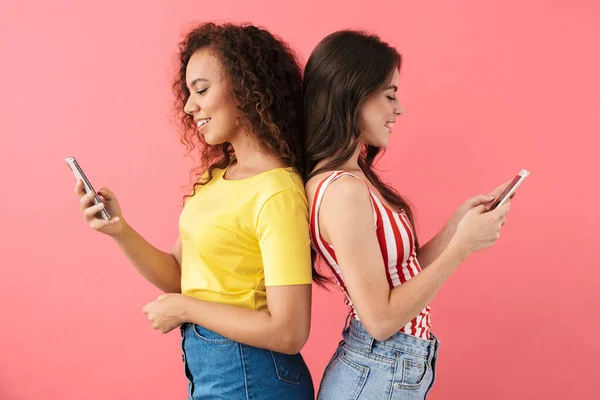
[180, 323, 314, 400]
[317, 318, 440, 400]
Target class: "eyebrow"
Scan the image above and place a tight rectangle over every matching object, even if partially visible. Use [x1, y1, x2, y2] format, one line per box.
[188, 78, 208, 87]
[385, 85, 398, 92]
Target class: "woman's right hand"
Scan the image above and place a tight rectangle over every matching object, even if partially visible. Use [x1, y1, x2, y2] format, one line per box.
[74, 179, 125, 236]
[452, 200, 511, 254]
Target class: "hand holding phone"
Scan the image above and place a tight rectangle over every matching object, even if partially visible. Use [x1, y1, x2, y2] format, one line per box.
[65, 157, 111, 220]
[488, 169, 530, 211]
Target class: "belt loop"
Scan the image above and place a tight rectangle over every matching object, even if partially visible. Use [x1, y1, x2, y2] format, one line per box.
[427, 339, 436, 364]
[342, 314, 352, 337]
[344, 314, 352, 330]
[365, 337, 375, 352]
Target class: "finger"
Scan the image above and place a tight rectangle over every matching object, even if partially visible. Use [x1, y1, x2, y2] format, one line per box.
[152, 322, 159, 330]
[488, 180, 511, 197]
[490, 201, 511, 219]
[79, 191, 95, 211]
[468, 204, 488, 216]
[468, 194, 495, 207]
[162, 326, 176, 334]
[97, 187, 115, 200]
[166, 325, 177, 334]
[499, 215, 507, 226]
[83, 203, 105, 220]
[498, 200, 511, 214]
[89, 216, 120, 230]
[74, 179, 86, 196]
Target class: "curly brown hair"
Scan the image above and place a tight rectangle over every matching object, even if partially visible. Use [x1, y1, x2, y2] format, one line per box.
[172, 22, 328, 285]
[172, 22, 305, 193]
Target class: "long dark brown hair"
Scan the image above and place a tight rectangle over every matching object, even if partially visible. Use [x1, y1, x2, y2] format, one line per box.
[172, 22, 328, 284]
[303, 30, 420, 252]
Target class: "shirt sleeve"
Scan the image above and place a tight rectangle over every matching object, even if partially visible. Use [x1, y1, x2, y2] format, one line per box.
[256, 190, 313, 286]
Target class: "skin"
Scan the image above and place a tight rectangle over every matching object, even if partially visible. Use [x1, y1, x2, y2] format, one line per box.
[305, 68, 512, 340]
[74, 48, 311, 355]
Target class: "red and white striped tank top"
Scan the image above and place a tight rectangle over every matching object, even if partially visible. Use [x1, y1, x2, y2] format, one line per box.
[310, 171, 432, 340]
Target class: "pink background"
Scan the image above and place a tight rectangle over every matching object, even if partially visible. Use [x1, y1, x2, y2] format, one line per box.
[1, 1, 598, 399]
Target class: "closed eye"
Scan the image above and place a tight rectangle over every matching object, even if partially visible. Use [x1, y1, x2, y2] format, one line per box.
[387, 96, 397, 102]
[196, 88, 208, 95]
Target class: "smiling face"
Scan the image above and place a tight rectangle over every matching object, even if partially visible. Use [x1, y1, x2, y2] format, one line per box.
[183, 48, 244, 145]
[358, 69, 403, 148]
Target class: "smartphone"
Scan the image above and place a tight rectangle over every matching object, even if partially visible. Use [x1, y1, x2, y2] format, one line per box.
[488, 169, 530, 211]
[65, 157, 111, 220]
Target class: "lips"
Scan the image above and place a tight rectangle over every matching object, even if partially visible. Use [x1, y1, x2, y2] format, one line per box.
[384, 121, 395, 132]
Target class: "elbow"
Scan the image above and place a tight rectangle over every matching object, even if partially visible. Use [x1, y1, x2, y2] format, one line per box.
[159, 271, 182, 293]
[275, 325, 310, 355]
[365, 326, 391, 342]
[360, 315, 395, 342]
[279, 341, 306, 356]
[159, 281, 181, 294]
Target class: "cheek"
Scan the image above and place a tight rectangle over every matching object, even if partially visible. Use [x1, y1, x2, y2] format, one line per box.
[213, 93, 239, 124]
[358, 107, 373, 131]
[366, 114, 383, 133]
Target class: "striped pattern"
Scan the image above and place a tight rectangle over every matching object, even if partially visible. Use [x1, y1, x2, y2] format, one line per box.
[310, 171, 431, 340]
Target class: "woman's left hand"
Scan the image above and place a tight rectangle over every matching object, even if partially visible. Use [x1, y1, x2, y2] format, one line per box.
[142, 293, 189, 334]
[445, 181, 511, 235]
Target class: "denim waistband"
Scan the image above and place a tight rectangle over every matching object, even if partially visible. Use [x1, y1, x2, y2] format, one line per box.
[343, 318, 439, 361]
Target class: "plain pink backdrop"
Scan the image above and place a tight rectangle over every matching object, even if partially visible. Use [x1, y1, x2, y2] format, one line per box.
[1, 1, 599, 399]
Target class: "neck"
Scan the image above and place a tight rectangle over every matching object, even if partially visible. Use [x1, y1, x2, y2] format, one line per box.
[229, 130, 281, 170]
[346, 141, 363, 170]
[315, 139, 364, 174]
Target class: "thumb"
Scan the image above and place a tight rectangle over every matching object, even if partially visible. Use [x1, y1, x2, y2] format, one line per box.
[469, 194, 495, 207]
[493, 200, 511, 216]
[97, 187, 115, 200]
[487, 201, 511, 219]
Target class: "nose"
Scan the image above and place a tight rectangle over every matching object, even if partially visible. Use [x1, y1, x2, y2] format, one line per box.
[394, 104, 405, 116]
[184, 94, 199, 115]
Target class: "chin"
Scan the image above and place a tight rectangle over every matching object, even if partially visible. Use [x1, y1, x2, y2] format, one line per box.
[202, 132, 226, 146]
[372, 139, 389, 148]
[364, 133, 390, 148]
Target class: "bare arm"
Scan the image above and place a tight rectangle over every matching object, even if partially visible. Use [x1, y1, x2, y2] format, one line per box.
[142, 189, 313, 354]
[320, 177, 509, 341]
[180, 285, 311, 354]
[76, 182, 181, 293]
[416, 226, 454, 269]
[418, 184, 511, 269]
[112, 225, 182, 293]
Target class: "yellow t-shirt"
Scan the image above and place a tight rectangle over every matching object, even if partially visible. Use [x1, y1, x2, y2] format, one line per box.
[179, 166, 312, 311]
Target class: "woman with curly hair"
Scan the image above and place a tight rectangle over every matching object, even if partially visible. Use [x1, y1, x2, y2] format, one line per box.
[72, 22, 316, 399]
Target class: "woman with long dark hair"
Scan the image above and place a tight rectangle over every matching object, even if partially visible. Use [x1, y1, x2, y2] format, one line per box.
[303, 30, 512, 399]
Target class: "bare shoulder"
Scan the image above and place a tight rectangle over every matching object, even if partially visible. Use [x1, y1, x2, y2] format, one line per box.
[305, 172, 330, 204]
[321, 175, 371, 213]
[313, 173, 377, 245]
[307, 172, 373, 230]
[306, 172, 367, 203]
